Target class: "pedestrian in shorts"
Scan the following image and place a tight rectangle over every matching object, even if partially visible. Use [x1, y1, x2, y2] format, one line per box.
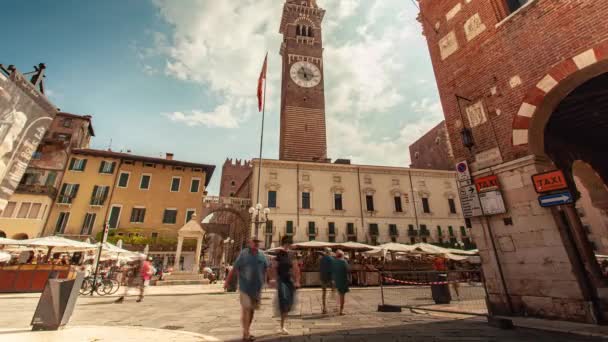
[319, 247, 334, 314]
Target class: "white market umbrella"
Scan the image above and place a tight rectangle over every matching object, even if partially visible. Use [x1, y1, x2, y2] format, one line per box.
[292, 241, 336, 249]
[375, 243, 417, 253]
[0, 237, 21, 245]
[335, 241, 376, 252]
[0, 251, 11, 263]
[22, 236, 97, 250]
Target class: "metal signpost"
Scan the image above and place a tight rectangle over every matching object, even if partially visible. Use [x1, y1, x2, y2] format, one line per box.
[91, 223, 110, 295]
[459, 184, 483, 218]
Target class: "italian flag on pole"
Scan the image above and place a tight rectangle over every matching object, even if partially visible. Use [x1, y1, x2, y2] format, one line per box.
[257, 53, 268, 112]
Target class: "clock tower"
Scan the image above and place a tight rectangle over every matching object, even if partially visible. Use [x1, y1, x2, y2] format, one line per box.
[278, 0, 327, 162]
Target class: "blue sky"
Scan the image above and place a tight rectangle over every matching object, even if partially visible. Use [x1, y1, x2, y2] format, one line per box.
[1, 0, 443, 194]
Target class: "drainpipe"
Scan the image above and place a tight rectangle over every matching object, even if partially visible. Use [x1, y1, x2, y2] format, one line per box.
[101, 159, 123, 240]
[357, 167, 365, 242]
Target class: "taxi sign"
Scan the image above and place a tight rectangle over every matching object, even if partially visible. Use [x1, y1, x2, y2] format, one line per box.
[532, 170, 568, 194]
[475, 175, 499, 193]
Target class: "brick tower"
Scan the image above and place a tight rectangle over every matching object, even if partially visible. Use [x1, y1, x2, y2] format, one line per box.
[278, 0, 327, 162]
[219, 158, 252, 198]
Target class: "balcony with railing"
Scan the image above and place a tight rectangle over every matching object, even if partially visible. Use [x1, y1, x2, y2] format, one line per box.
[16, 184, 57, 198]
[420, 228, 430, 237]
[407, 229, 418, 237]
[56, 195, 74, 205]
[90, 196, 107, 206]
[389, 226, 399, 237]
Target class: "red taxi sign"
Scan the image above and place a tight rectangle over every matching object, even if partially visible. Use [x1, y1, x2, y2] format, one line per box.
[532, 170, 568, 194]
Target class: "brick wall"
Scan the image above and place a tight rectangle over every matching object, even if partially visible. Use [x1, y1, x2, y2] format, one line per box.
[409, 121, 454, 170]
[219, 158, 252, 198]
[418, 0, 608, 167]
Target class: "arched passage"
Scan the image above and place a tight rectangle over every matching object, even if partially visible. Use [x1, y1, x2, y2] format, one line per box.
[201, 207, 250, 266]
[513, 48, 608, 321]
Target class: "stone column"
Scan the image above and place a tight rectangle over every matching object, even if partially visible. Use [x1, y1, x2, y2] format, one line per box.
[194, 236, 203, 273]
[174, 236, 184, 271]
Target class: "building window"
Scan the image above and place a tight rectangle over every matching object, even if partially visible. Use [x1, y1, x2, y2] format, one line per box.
[69, 158, 87, 171]
[410, 237, 416, 244]
[58, 184, 79, 204]
[448, 198, 457, 214]
[32, 149, 42, 160]
[2, 202, 16, 217]
[130, 208, 146, 223]
[28, 203, 41, 219]
[437, 225, 443, 238]
[334, 193, 343, 210]
[190, 178, 201, 193]
[108, 206, 122, 229]
[90, 186, 110, 206]
[302, 192, 311, 209]
[369, 223, 379, 236]
[389, 224, 398, 237]
[151, 232, 159, 241]
[117, 172, 130, 188]
[62, 118, 72, 128]
[420, 224, 429, 237]
[465, 218, 472, 228]
[55, 212, 70, 234]
[328, 222, 336, 241]
[347, 223, 355, 236]
[394, 196, 403, 212]
[230, 180, 236, 186]
[140, 174, 151, 190]
[99, 161, 116, 174]
[268, 191, 277, 208]
[186, 209, 195, 223]
[448, 226, 455, 237]
[16, 202, 31, 218]
[45, 171, 57, 187]
[170, 177, 181, 192]
[286, 221, 294, 236]
[308, 221, 316, 237]
[163, 209, 178, 224]
[422, 197, 431, 213]
[460, 226, 467, 237]
[81, 213, 96, 235]
[505, 0, 530, 13]
[366, 195, 374, 212]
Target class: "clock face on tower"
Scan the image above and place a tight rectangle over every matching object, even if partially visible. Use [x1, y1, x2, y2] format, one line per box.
[289, 61, 322, 88]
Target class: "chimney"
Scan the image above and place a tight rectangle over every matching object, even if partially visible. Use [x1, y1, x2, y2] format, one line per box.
[166, 153, 174, 160]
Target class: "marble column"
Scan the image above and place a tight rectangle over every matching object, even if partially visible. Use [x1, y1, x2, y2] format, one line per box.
[174, 236, 184, 271]
[194, 236, 203, 273]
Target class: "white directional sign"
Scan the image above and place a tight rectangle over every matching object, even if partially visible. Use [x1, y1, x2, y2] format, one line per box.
[458, 184, 483, 218]
[479, 190, 507, 215]
[538, 191, 574, 207]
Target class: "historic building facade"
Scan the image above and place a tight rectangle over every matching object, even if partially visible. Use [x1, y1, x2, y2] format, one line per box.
[419, 0, 608, 323]
[251, 158, 470, 249]
[43, 149, 214, 241]
[0, 112, 94, 240]
[409, 121, 454, 171]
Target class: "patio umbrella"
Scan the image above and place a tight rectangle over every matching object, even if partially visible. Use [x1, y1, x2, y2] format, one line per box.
[0, 250, 11, 263]
[292, 241, 336, 249]
[22, 236, 97, 250]
[335, 241, 376, 251]
[0, 237, 20, 245]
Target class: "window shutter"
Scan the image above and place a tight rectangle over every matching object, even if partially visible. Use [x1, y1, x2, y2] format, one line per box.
[99, 161, 105, 173]
[72, 184, 80, 198]
[110, 162, 116, 173]
[81, 159, 87, 171]
[91, 186, 98, 204]
[103, 186, 110, 202]
[69, 158, 75, 170]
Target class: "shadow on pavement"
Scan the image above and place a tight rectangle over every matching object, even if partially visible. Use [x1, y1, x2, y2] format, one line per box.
[216, 317, 605, 342]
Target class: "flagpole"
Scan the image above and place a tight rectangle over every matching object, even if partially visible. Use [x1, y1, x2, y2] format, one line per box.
[255, 54, 268, 235]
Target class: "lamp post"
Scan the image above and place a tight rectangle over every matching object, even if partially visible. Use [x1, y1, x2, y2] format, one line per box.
[248, 203, 271, 240]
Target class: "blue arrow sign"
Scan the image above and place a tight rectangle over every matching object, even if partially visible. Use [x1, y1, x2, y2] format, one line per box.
[538, 191, 573, 207]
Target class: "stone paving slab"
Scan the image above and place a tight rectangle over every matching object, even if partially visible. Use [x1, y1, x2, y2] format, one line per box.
[0, 289, 605, 341]
[0, 326, 219, 342]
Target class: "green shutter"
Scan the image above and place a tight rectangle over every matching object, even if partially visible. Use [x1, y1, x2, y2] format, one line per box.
[90, 186, 98, 204]
[110, 162, 116, 173]
[81, 159, 87, 171]
[68, 158, 75, 170]
[99, 161, 105, 173]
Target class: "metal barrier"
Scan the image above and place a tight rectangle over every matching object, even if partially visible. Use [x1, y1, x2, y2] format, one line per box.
[379, 270, 488, 316]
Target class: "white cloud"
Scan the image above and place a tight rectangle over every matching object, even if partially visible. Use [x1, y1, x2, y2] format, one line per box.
[149, 0, 442, 166]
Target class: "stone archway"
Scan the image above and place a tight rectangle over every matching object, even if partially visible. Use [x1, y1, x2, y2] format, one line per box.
[512, 41, 608, 154]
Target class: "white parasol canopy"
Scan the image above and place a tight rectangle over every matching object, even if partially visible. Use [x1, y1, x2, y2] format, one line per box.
[0, 237, 21, 245]
[17, 236, 97, 251]
[292, 241, 336, 249]
[335, 241, 376, 252]
[0, 250, 11, 263]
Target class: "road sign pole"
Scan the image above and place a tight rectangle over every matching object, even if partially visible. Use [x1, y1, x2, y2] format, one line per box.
[91, 222, 109, 296]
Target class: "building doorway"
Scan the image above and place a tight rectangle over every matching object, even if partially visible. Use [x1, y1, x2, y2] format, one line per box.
[541, 70, 608, 321]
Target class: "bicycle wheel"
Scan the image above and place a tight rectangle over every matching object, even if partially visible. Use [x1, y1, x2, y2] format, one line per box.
[108, 279, 120, 295]
[79, 278, 93, 295]
[96, 280, 113, 296]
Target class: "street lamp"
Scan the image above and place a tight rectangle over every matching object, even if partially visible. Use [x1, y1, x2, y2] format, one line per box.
[248, 203, 271, 239]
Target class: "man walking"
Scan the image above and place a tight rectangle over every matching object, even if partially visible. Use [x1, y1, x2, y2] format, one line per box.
[319, 247, 334, 314]
[225, 237, 268, 341]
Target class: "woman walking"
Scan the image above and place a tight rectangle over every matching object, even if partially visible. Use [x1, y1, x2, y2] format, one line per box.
[332, 250, 349, 316]
[272, 236, 300, 335]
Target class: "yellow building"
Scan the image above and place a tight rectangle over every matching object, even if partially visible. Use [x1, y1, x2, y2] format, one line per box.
[0, 112, 94, 240]
[44, 149, 215, 241]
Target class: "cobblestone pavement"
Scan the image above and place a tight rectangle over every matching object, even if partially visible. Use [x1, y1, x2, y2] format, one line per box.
[0, 288, 603, 341]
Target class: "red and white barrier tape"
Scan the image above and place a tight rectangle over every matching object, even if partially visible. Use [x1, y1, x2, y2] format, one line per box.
[383, 276, 450, 286]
